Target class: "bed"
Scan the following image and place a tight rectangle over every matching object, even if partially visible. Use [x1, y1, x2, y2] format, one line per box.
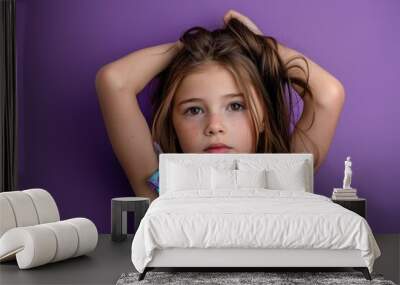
[131, 153, 381, 281]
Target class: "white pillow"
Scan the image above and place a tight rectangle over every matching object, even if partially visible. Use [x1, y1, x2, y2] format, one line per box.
[236, 169, 268, 188]
[266, 162, 308, 191]
[237, 159, 309, 191]
[167, 161, 212, 191]
[212, 168, 237, 190]
[211, 168, 268, 190]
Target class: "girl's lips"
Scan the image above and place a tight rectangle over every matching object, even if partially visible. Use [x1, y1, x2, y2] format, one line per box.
[205, 147, 232, 153]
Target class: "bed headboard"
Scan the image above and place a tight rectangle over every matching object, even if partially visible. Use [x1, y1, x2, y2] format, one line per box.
[159, 153, 314, 195]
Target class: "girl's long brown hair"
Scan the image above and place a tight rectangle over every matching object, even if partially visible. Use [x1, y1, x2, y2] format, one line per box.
[150, 18, 318, 163]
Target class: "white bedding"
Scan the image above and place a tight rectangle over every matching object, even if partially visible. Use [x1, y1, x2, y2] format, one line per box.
[131, 189, 381, 273]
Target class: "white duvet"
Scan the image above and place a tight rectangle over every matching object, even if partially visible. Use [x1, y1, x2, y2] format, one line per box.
[131, 189, 381, 273]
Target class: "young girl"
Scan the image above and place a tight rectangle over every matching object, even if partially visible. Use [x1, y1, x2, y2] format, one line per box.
[95, 10, 345, 202]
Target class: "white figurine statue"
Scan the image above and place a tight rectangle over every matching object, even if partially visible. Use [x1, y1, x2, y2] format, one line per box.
[342, 156, 352, 189]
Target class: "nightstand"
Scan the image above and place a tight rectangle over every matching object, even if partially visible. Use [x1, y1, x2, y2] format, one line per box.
[331, 198, 366, 219]
[111, 197, 150, 242]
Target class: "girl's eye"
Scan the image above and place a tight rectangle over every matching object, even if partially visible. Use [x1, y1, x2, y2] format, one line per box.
[184, 106, 203, 116]
[229, 102, 245, 111]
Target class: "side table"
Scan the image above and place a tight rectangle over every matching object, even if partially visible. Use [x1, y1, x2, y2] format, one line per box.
[332, 198, 366, 219]
[111, 197, 150, 242]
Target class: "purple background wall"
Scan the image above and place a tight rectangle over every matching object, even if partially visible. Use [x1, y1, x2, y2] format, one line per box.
[16, 0, 399, 233]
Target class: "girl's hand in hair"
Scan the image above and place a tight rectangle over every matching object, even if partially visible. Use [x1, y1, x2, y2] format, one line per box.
[223, 10, 263, 36]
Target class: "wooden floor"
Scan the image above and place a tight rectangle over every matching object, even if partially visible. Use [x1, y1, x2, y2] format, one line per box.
[0, 234, 398, 284]
[374, 234, 400, 284]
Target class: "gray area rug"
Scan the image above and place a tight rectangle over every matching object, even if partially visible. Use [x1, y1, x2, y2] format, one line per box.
[116, 271, 396, 285]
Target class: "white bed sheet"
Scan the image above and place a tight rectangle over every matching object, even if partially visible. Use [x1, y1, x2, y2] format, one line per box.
[131, 189, 380, 273]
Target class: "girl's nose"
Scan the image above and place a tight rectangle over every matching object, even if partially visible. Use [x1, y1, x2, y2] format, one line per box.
[204, 113, 226, 136]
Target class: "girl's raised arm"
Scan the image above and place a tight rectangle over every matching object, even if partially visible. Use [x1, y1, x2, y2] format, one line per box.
[224, 10, 345, 172]
[278, 44, 346, 172]
[95, 41, 182, 201]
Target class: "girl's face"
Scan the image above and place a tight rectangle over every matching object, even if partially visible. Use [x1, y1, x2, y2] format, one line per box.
[172, 62, 264, 153]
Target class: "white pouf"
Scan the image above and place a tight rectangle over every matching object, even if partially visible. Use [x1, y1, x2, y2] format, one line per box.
[0, 189, 98, 269]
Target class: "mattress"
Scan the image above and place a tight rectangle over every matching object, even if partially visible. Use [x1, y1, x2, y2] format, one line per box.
[131, 189, 381, 273]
